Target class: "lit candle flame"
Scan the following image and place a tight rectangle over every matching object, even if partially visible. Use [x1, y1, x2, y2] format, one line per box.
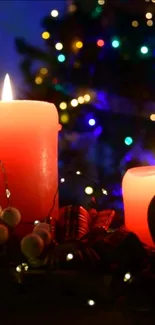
[2, 74, 13, 101]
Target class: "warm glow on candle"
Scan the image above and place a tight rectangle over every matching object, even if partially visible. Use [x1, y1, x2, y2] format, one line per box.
[2, 74, 13, 101]
[122, 166, 155, 247]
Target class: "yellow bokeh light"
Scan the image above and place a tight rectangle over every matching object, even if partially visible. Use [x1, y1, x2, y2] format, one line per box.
[84, 94, 91, 102]
[40, 67, 48, 75]
[78, 96, 84, 104]
[147, 19, 153, 26]
[146, 12, 152, 19]
[76, 41, 83, 49]
[60, 113, 69, 123]
[59, 102, 67, 110]
[42, 31, 50, 40]
[55, 42, 63, 50]
[150, 114, 155, 121]
[85, 186, 93, 195]
[152, 0, 155, 3]
[51, 10, 59, 17]
[98, 0, 105, 4]
[71, 99, 78, 107]
[35, 76, 43, 85]
[132, 20, 139, 27]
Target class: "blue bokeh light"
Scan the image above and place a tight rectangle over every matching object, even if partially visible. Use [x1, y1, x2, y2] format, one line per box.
[57, 54, 66, 62]
[88, 118, 96, 126]
[124, 137, 133, 146]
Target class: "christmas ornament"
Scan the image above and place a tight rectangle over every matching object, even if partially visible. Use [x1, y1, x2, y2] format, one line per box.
[33, 228, 52, 246]
[33, 222, 50, 232]
[1, 207, 21, 228]
[0, 224, 9, 244]
[21, 233, 44, 258]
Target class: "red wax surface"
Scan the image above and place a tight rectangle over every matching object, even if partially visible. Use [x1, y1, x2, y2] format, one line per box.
[0, 101, 59, 237]
[122, 166, 155, 247]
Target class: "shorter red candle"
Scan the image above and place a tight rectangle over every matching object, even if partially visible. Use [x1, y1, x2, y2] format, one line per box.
[122, 166, 155, 247]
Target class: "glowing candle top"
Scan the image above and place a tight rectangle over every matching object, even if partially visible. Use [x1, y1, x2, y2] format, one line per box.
[2, 74, 13, 101]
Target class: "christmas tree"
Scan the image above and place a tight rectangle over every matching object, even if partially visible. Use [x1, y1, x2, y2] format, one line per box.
[15, 0, 155, 211]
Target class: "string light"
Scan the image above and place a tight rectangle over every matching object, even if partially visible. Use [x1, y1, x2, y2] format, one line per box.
[66, 253, 74, 261]
[124, 272, 131, 282]
[42, 31, 50, 40]
[84, 94, 91, 102]
[76, 41, 83, 49]
[112, 39, 120, 48]
[59, 102, 67, 110]
[88, 118, 96, 126]
[78, 96, 84, 104]
[57, 54, 66, 62]
[34, 220, 40, 225]
[51, 10, 59, 17]
[87, 299, 95, 306]
[16, 265, 21, 273]
[97, 39, 105, 47]
[71, 99, 78, 107]
[85, 186, 93, 195]
[22, 263, 29, 271]
[35, 76, 43, 84]
[147, 19, 153, 26]
[55, 42, 63, 50]
[140, 46, 148, 54]
[40, 67, 48, 75]
[76, 171, 81, 175]
[102, 189, 108, 195]
[60, 178, 65, 183]
[124, 137, 133, 145]
[146, 12, 152, 19]
[60, 113, 69, 123]
[132, 20, 139, 27]
[150, 114, 155, 121]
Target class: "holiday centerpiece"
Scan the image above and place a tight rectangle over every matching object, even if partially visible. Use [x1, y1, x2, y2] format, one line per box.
[0, 75, 155, 317]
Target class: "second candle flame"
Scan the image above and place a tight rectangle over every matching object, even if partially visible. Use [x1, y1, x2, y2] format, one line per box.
[2, 74, 13, 101]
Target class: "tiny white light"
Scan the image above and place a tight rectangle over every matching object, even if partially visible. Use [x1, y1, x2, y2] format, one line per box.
[34, 220, 40, 225]
[88, 299, 95, 306]
[146, 12, 152, 19]
[60, 178, 65, 183]
[66, 253, 74, 261]
[6, 189, 11, 198]
[102, 189, 108, 195]
[71, 99, 78, 107]
[85, 186, 93, 195]
[124, 272, 131, 282]
[16, 265, 22, 273]
[51, 9, 59, 17]
[22, 263, 29, 271]
[76, 171, 81, 175]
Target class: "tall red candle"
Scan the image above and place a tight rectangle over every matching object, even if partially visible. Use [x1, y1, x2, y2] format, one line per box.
[0, 75, 59, 236]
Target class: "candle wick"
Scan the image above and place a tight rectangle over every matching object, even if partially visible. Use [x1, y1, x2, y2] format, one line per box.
[0, 160, 11, 206]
